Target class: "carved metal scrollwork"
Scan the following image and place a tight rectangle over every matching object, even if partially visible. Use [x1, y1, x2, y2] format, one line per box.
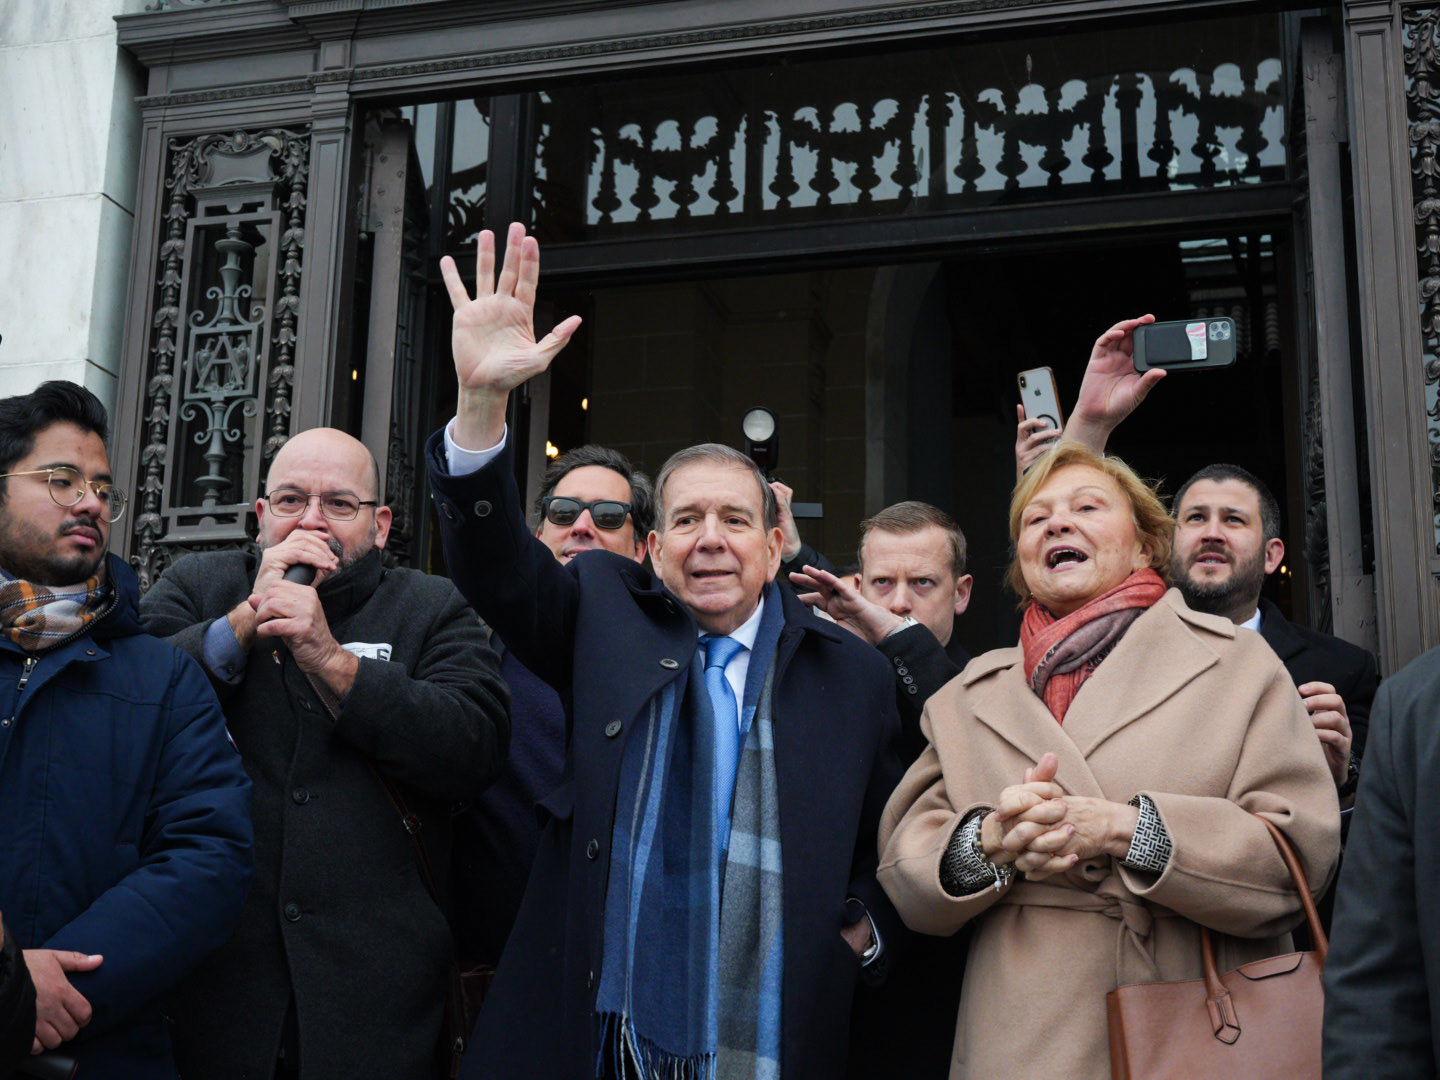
[132, 127, 310, 590]
[533, 42, 1284, 236]
[1404, 7, 1440, 554]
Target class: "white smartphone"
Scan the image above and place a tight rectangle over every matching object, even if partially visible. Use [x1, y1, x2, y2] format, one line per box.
[1017, 367, 1064, 432]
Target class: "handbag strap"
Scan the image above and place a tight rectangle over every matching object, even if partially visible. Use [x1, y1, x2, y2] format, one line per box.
[1255, 815, 1328, 963]
[1198, 815, 1327, 1043]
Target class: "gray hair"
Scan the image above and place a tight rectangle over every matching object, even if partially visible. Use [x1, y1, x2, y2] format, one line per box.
[653, 443, 779, 533]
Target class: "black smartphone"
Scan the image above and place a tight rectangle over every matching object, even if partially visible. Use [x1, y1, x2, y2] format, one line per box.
[1133, 318, 1238, 371]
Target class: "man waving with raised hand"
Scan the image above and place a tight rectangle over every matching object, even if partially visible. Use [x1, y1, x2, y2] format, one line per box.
[426, 223, 904, 1080]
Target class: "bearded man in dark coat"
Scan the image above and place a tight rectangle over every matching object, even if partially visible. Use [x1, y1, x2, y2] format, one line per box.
[142, 426, 510, 1080]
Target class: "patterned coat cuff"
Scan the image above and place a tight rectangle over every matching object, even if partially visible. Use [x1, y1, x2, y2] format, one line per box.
[940, 810, 998, 896]
[1121, 794, 1173, 872]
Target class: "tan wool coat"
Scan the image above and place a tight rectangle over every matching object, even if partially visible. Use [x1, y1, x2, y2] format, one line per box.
[877, 590, 1341, 1080]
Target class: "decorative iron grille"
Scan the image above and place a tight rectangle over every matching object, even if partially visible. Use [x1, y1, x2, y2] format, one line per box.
[1404, 6, 1440, 555]
[132, 127, 310, 589]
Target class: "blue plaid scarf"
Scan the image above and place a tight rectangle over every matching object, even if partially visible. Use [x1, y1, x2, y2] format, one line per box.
[597, 585, 786, 1079]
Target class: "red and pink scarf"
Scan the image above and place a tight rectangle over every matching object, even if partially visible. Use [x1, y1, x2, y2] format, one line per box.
[1020, 569, 1167, 723]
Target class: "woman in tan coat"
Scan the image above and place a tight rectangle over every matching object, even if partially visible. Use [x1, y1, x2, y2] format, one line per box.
[877, 442, 1339, 1080]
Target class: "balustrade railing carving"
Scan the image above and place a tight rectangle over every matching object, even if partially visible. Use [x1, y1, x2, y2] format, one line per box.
[531, 34, 1284, 239]
[1404, 7, 1440, 555]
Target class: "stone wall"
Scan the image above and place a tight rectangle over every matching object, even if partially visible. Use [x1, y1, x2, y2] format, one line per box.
[0, 1, 145, 406]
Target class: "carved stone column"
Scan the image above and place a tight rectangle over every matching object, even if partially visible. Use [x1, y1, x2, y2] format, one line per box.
[1298, 19, 1378, 651]
[1344, 0, 1440, 670]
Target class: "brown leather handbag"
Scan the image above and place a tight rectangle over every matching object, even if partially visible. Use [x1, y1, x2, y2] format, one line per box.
[1105, 816, 1326, 1080]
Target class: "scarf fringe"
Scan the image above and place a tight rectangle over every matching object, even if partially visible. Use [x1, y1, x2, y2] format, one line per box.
[598, 1012, 715, 1080]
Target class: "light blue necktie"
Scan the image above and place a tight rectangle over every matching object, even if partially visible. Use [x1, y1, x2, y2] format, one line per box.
[701, 634, 745, 839]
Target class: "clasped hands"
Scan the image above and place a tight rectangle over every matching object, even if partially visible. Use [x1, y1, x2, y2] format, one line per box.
[978, 752, 1139, 881]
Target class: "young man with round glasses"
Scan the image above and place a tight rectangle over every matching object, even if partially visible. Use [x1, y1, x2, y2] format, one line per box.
[140, 426, 510, 1080]
[0, 380, 253, 1079]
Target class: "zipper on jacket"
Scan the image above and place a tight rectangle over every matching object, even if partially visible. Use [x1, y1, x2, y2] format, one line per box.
[39, 590, 118, 656]
[9, 589, 117, 706]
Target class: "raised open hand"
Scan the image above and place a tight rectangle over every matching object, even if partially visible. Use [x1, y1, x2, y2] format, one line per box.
[441, 222, 582, 447]
[1064, 315, 1165, 449]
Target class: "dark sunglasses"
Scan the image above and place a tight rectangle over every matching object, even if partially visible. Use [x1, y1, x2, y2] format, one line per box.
[541, 495, 632, 531]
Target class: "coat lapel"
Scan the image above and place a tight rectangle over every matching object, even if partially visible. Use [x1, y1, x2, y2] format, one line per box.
[1257, 598, 1305, 662]
[966, 650, 1105, 798]
[963, 592, 1228, 794]
[599, 574, 696, 730]
[1060, 590, 1223, 757]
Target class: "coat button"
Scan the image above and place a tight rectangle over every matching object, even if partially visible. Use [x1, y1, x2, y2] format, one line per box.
[0, 718, 11, 728]
[86, 649, 96, 656]
[473, 500, 492, 517]
[907, 685, 919, 695]
[902, 675, 914, 685]
[292, 787, 310, 804]
[893, 656, 904, 667]
[283, 902, 302, 922]
[659, 658, 679, 670]
[604, 720, 622, 738]
[586, 839, 600, 859]
[897, 666, 909, 676]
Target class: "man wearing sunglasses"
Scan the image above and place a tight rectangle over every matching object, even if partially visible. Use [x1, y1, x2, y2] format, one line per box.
[535, 445, 652, 565]
[0, 380, 253, 1080]
[427, 224, 903, 1080]
[141, 426, 510, 1080]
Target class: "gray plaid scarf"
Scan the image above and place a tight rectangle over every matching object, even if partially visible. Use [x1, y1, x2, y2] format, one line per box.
[716, 657, 784, 1079]
[0, 567, 110, 652]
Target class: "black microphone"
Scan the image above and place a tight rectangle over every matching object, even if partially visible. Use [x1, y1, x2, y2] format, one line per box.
[17, 1052, 79, 1080]
[280, 539, 342, 586]
[282, 563, 317, 586]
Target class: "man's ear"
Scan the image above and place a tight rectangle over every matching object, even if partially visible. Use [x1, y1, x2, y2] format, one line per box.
[764, 526, 784, 583]
[1263, 536, 1285, 576]
[648, 529, 664, 570]
[953, 573, 974, 616]
[373, 506, 394, 549]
